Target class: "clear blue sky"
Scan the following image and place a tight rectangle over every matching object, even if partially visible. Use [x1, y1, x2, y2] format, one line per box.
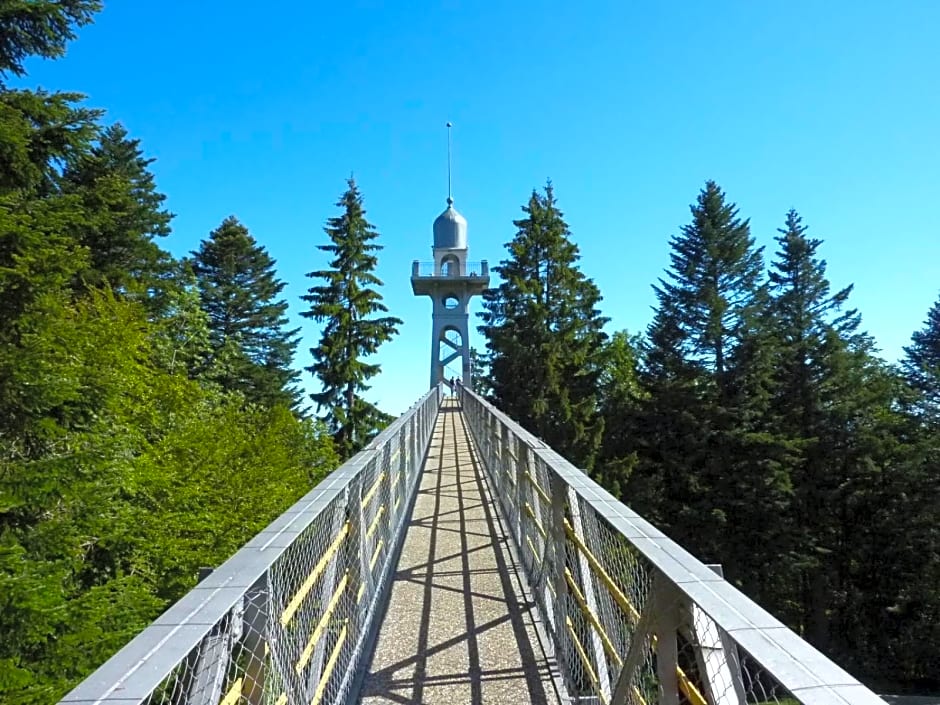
[15, 1, 940, 414]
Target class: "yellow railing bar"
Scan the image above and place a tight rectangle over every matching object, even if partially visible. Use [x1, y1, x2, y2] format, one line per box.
[369, 538, 385, 572]
[295, 572, 350, 674]
[560, 522, 707, 703]
[524, 469, 551, 505]
[361, 472, 386, 508]
[565, 567, 622, 667]
[219, 678, 243, 705]
[526, 535, 542, 566]
[281, 521, 350, 627]
[366, 505, 386, 539]
[677, 668, 707, 705]
[565, 616, 608, 705]
[524, 502, 547, 539]
[310, 621, 348, 705]
[274, 694, 288, 705]
[524, 535, 556, 596]
[564, 519, 640, 622]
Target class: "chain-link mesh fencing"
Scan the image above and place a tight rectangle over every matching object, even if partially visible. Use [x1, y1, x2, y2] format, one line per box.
[59, 386, 443, 705]
[459, 386, 887, 705]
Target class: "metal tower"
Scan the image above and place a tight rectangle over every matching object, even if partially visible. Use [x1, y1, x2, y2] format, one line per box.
[411, 124, 489, 389]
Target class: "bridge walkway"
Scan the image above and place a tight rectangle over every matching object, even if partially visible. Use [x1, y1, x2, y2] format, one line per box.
[359, 398, 560, 704]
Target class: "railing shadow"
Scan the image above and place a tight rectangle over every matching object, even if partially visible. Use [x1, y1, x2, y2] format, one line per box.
[358, 402, 554, 704]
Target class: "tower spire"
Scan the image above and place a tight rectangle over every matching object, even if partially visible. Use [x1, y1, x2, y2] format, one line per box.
[446, 121, 453, 205]
[412, 124, 489, 390]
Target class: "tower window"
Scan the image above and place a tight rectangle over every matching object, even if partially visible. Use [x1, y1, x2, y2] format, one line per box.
[443, 295, 459, 310]
[440, 256, 460, 276]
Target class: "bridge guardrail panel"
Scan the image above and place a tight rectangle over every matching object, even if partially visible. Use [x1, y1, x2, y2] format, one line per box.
[60, 385, 443, 705]
[458, 385, 888, 705]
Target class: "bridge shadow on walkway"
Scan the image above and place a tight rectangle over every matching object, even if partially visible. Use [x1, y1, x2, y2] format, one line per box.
[359, 399, 559, 705]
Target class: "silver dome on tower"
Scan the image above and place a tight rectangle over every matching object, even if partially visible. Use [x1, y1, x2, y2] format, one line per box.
[433, 197, 467, 249]
[411, 121, 490, 390]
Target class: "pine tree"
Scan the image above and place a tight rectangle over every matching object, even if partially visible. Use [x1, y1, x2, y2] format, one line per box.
[191, 217, 301, 409]
[763, 209, 860, 632]
[653, 180, 764, 378]
[151, 261, 212, 377]
[479, 181, 608, 469]
[903, 292, 940, 421]
[766, 209, 915, 659]
[302, 178, 402, 458]
[468, 346, 491, 396]
[0, 0, 101, 80]
[0, 88, 101, 195]
[595, 330, 644, 496]
[631, 182, 788, 593]
[61, 122, 174, 297]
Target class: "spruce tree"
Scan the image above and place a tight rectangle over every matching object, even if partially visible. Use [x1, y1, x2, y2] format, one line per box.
[595, 330, 644, 496]
[0, 89, 101, 195]
[302, 178, 402, 458]
[652, 180, 764, 377]
[61, 122, 174, 296]
[479, 181, 608, 469]
[191, 217, 301, 409]
[631, 182, 789, 596]
[903, 292, 940, 421]
[0, 0, 101, 79]
[764, 209, 858, 636]
[766, 209, 913, 659]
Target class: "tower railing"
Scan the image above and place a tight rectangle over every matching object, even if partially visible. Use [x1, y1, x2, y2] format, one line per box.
[411, 260, 489, 278]
[59, 386, 443, 705]
[458, 386, 887, 705]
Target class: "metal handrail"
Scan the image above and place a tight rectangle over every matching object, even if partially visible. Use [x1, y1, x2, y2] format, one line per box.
[411, 260, 489, 278]
[60, 386, 443, 705]
[458, 386, 887, 705]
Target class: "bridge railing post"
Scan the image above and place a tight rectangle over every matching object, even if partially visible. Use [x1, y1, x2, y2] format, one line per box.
[503, 422, 521, 545]
[240, 576, 269, 705]
[567, 486, 613, 703]
[547, 469, 571, 692]
[516, 442, 535, 581]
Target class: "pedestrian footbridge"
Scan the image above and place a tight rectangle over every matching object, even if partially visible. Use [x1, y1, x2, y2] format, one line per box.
[62, 387, 887, 705]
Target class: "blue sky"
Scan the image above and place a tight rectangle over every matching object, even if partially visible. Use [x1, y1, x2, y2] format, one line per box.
[16, 1, 940, 414]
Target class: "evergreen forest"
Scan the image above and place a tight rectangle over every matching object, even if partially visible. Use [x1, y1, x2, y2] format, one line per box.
[2, 4, 939, 702]
[478, 181, 940, 692]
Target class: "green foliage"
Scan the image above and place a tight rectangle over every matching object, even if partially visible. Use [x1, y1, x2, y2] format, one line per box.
[468, 346, 491, 396]
[150, 260, 213, 376]
[595, 331, 643, 496]
[629, 182, 791, 590]
[61, 122, 174, 297]
[302, 178, 401, 458]
[0, 292, 337, 704]
[479, 181, 608, 470]
[608, 192, 940, 686]
[0, 0, 101, 80]
[192, 216, 302, 409]
[652, 180, 764, 377]
[0, 15, 338, 699]
[903, 292, 940, 422]
[0, 88, 101, 194]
